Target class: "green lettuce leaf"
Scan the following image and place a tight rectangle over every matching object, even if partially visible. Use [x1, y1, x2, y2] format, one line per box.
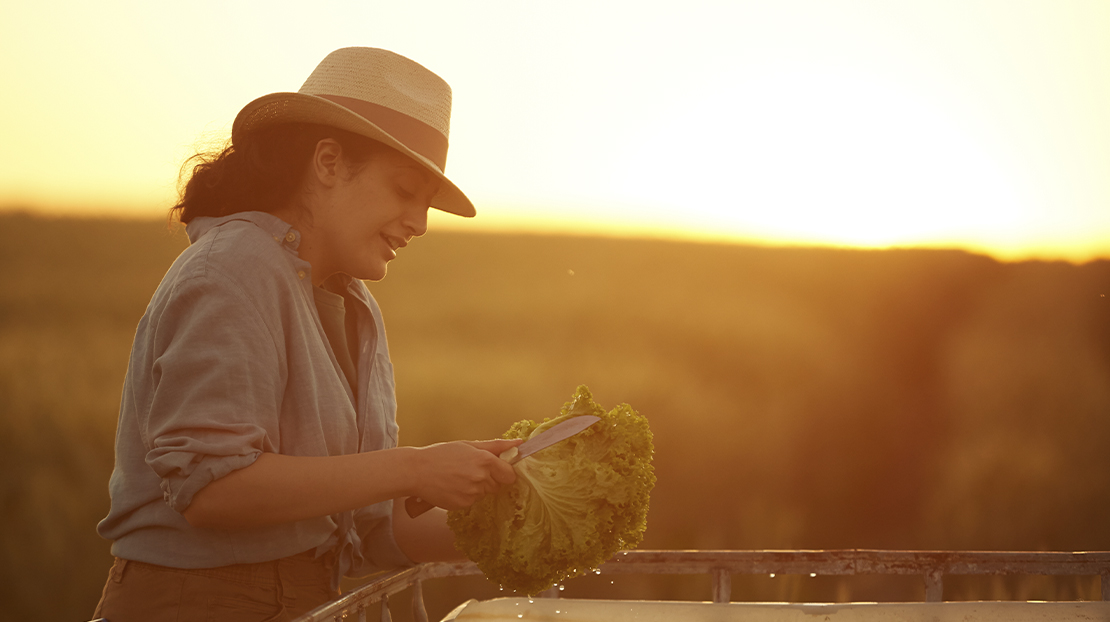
[447, 385, 656, 595]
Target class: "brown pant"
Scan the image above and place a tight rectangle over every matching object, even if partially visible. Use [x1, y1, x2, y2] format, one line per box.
[92, 550, 339, 622]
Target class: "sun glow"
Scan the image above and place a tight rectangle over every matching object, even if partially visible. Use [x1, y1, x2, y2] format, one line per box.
[435, 65, 1066, 259]
[3, 0, 1109, 262]
[622, 67, 1031, 246]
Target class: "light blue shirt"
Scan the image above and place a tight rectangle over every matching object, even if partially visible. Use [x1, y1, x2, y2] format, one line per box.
[97, 211, 413, 587]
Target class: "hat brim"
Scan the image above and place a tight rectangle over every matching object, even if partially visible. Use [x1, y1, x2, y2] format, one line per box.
[232, 92, 476, 218]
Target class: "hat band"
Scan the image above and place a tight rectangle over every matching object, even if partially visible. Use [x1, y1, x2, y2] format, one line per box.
[316, 94, 449, 171]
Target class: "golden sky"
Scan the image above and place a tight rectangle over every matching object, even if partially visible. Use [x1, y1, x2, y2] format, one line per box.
[2, 0, 1108, 261]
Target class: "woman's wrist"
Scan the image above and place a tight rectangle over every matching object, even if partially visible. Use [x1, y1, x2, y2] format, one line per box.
[388, 446, 424, 499]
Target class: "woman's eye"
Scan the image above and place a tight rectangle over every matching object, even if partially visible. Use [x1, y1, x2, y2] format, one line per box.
[395, 185, 415, 199]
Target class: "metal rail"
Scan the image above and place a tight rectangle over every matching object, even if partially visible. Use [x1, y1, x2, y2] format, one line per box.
[292, 549, 1110, 622]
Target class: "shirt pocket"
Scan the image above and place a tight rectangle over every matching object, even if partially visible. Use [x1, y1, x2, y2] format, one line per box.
[368, 352, 399, 448]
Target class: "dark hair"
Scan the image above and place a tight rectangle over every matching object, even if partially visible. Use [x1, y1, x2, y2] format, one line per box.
[170, 123, 386, 224]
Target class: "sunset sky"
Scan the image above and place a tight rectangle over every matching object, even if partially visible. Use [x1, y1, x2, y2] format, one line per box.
[2, 0, 1108, 261]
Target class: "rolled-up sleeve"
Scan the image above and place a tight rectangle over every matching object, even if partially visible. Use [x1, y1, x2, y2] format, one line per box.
[143, 269, 284, 513]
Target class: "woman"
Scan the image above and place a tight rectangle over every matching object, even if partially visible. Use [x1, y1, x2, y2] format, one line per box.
[93, 47, 520, 621]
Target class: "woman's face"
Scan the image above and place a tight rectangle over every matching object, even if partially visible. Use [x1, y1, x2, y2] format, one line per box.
[306, 146, 438, 283]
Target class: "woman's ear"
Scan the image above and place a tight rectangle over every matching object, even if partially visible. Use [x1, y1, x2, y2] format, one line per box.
[311, 138, 345, 188]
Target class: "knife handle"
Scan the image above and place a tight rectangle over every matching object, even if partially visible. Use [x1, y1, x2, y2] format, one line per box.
[405, 496, 435, 518]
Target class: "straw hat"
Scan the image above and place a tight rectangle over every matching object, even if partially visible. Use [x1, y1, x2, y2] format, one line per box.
[232, 47, 474, 217]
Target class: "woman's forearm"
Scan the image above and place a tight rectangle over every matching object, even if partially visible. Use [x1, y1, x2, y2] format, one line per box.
[181, 439, 521, 530]
[182, 449, 418, 529]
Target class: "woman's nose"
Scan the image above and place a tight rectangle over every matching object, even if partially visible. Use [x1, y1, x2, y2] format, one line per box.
[405, 205, 430, 238]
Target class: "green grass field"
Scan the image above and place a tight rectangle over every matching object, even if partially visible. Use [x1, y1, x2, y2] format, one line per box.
[1, 212, 1108, 621]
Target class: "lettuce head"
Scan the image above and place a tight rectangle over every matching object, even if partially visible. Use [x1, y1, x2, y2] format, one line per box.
[447, 385, 655, 595]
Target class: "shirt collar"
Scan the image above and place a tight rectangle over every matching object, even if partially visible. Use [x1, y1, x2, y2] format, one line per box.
[185, 211, 300, 250]
[321, 272, 373, 307]
[183, 212, 373, 305]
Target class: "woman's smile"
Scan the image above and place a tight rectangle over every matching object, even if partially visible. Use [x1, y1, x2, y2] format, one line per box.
[381, 232, 408, 256]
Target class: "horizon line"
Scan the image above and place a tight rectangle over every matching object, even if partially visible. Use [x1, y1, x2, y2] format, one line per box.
[3, 203, 1107, 266]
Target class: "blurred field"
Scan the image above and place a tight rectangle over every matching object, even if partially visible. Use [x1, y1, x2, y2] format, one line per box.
[1, 212, 1108, 621]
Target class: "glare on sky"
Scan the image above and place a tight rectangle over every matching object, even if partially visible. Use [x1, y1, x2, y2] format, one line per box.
[2, 0, 1108, 261]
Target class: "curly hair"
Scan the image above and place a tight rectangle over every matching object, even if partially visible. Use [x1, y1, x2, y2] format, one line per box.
[171, 123, 387, 224]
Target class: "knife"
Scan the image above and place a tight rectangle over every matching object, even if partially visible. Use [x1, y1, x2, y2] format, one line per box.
[404, 415, 601, 518]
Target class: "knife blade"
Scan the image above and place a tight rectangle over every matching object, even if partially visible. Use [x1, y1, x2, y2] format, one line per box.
[404, 415, 601, 518]
[498, 415, 600, 464]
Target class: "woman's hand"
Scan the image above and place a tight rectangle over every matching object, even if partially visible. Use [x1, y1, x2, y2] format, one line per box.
[409, 439, 522, 510]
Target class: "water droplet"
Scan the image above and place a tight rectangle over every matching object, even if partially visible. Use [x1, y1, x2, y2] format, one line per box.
[528, 599, 534, 604]
[558, 585, 565, 591]
[810, 573, 817, 577]
[517, 616, 523, 619]
[595, 569, 602, 574]
[769, 573, 775, 578]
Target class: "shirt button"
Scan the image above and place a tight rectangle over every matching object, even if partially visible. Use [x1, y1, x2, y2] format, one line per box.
[297, 271, 306, 280]
[285, 232, 296, 243]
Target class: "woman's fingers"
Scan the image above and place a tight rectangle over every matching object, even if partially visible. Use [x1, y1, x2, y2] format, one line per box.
[489, 457, 517, 485]
[465, 438, 523, 455]
[412, 439, 523, 509]
[463, 438, 521, 485]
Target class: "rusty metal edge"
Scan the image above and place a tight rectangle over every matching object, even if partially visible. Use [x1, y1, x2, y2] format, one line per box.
[292, 550, 1110, 621]
[601, 550, 1110, 576]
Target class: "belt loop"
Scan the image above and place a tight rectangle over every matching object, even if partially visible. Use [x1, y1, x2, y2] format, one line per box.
[111, 558, 129, 583]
